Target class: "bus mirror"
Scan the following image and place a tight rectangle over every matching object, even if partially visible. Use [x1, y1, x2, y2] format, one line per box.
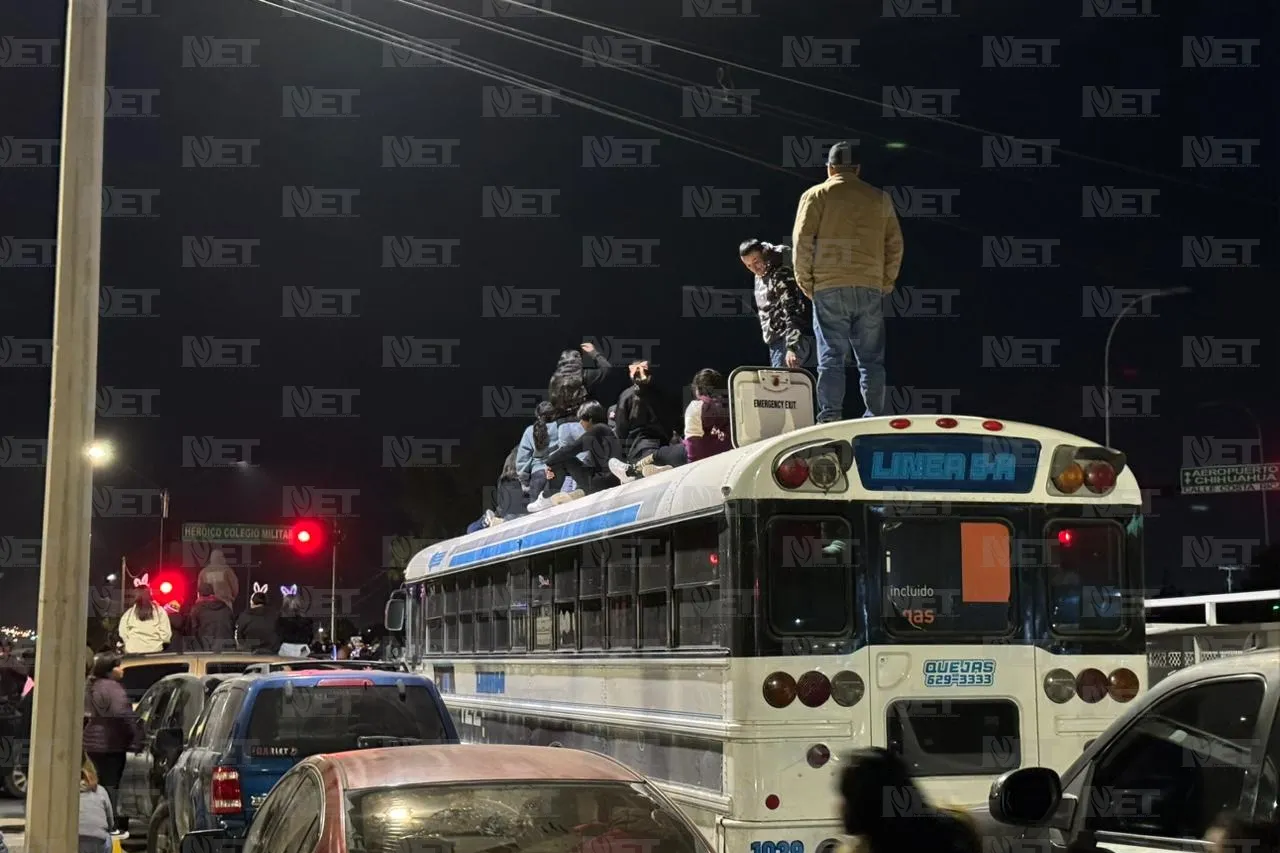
[384, 596, 406, 632]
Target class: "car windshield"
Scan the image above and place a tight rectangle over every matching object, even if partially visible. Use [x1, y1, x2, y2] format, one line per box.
[244, 683, 448, 758]
[344, 781, 707, 853]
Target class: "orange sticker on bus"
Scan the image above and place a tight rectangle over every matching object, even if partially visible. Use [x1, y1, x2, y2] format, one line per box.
[960, 522, 1011, 603]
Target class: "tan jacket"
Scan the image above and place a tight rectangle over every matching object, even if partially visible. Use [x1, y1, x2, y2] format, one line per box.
[791, 172, 904, 297]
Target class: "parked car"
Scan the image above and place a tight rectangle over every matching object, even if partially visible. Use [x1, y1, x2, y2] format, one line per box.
[116, 673, 224, 835]
[159, 669, 458, 852]
[980, 650, 1280, 853]
[179, 744, 715, 853]
[120, 652, 293, 705]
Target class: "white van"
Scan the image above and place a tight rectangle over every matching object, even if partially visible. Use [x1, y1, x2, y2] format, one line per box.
[982, 650, 1279, 852]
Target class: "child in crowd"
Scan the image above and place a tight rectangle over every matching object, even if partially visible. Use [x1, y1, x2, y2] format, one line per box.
[79, 752, 116, 853]
[468, 450, 528, 531]
[516, 401, 557, 503]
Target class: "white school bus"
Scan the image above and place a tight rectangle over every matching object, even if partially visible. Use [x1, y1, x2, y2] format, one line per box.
[388, 413, 1148, 853]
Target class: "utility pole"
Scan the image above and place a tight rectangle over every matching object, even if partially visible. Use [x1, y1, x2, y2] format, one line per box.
[27, 1, 108, 850]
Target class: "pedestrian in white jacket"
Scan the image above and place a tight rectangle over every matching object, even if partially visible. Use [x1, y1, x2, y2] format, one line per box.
[118, 586, 172, 654]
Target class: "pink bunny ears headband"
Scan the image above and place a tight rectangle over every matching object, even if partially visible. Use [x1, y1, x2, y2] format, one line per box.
[253, 582, 268, 595]
[133, 573, 149, 588]
[280, 584, 298, 596]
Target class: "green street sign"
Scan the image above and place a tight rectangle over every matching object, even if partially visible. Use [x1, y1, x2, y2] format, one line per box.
[181, 522, 294, 545]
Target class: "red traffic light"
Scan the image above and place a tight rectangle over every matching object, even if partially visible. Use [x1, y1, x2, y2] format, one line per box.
[151, 572, 185, 608]
[289, 520, 325, 556]
[158, 581, 173, 595]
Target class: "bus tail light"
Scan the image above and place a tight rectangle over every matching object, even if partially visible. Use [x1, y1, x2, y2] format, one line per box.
[982, 420, 1004, 431]
[1108, 668, 1140, 702]
[808, 454, 842, 489]
[775, 457, 810, 489]
[830, 670, 865, 706]
[1076, 668, 1109, 703]
[763, 672, 797, 708]
[765, 794, 780, 810]
[889, 418, 911, 429]
[211, 767, 243, 814]
[1049, 446, 1127, 496]
[1043, 668, 1076, 704]
[935, 417, 957, 429]
[1085, 462, 1117, 493]
[1052, 462, 1085, 494]
[796, 671, 831, 707]
[807, 744, 831, 768]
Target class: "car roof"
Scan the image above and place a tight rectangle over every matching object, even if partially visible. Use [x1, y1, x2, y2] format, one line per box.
[215, 669, 433, 691]
[313, 745, 644, 791]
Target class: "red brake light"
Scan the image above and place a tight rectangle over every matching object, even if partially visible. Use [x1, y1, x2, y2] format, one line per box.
[935, 417, 957, 428]
[315, 678, 373, 687]
[1076, 668, 1108, 704]
[211, 766, 242, 814]
[889, 418, 911, 429]
[775, 457, 810, 489]
[763, 672, 797, 708]
[1085, 462, 1117, 493]
[982, 420, 1004, 431]
[796, 671, 832, 707]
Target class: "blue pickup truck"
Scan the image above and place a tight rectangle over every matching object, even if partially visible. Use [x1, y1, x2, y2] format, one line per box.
[156, 669, 457, 850]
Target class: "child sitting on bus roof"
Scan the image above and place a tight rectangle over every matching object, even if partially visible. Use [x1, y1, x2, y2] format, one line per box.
[468, 449, 528, 532]
[529, 401, 622, 511]
[611, 368, 729, 483]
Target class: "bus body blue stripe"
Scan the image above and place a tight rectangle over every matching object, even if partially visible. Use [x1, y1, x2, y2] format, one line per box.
[448, 503, 644, 569]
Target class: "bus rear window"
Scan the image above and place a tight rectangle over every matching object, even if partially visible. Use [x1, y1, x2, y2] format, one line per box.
[881, 519, 1013, 635]
[766, 517, 853, 636]
[1047, 522, 1124, 634]
[887, 699, 1020, 777]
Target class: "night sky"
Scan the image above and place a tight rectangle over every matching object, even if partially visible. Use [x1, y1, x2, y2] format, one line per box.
[1, 0, 1274, 629]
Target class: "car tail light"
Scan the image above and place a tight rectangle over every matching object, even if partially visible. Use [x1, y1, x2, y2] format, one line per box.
[1108, 668, 1140, 702]
[775, 457, 809, 489]
[982, 420, 1004, 431]
[1076, 668, 1109, 703]
[796, 671, 831, 707]
[315, 678, 373, 687]
[807, 744, 831, 768]
[830, 670, 865, 707]
[935, 417, 957, 429]
[889, 418, 911, 429]
[211, 767, 243, 814]
[1085, 462, 1117, 493]
[1053, 462, 1085, 494]
[1043, 668, 1076, 704]
[763, 672, 797, 708]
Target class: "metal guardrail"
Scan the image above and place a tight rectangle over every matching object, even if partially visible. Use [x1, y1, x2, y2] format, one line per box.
[1146, 623, 1280, 686]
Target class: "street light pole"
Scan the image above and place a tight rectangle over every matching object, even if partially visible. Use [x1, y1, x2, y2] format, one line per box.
[330, 520, 339, 644]
[28, 0, 108, 849]
[1199, 400, 1271, 548]
[1103, 286, 1190, 448]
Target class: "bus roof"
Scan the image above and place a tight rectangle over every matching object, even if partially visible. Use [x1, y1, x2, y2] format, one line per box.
[405, 415, 1142, 581]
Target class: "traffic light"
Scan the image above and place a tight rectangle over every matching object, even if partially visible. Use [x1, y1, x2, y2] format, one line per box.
[289, 520, 325, 557]
[151, 570, 186, 609]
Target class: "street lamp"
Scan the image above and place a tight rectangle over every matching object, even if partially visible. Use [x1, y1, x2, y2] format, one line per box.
[1102, 286, 1191, 448]
[1198, 400, 1270, 548]
[86, 441, 113, 465]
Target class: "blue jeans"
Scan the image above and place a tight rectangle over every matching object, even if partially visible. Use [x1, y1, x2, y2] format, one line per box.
[767, 337, 817, 369]
[812, 286, 886, 420]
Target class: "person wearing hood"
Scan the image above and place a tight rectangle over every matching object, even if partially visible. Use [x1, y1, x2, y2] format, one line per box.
[740, 238, 812, 369]
[83, 653, 140, 834]
[235, 585, 279, 653]
[197, 549, 240, 611]
[276, 591, 314, 657]
[118, 585, 172, 654]
[612, 360, 679, 464]
[188, 582, 235, 652]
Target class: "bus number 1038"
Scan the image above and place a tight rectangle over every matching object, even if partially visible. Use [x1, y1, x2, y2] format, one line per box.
[751, 842, 804, 853]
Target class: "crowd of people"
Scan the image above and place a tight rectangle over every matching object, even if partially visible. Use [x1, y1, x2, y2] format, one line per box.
[467, 347, 733, 531]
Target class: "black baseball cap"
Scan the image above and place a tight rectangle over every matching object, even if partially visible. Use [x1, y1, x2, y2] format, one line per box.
[827, 140, 860, 167]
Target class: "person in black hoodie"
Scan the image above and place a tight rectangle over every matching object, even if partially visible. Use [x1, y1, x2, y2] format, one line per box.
[613, 360, 678, 463]
[187, 582, 235, 652]
[547, 343, 611, 414]
[235, 586, 279, 653]
[529, 401, 622, 509]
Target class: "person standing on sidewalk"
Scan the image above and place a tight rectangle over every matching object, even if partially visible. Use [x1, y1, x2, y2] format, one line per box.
[791, 141, 904, 421]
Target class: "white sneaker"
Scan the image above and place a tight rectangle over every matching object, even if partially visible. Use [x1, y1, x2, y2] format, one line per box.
[551, 489, 585, 505]
[639, 461, 673, 479]
[609, 458, 635, 484]
[527, 494, 554, 512]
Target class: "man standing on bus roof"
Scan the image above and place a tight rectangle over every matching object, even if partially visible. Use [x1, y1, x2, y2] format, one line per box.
[791, 140, 903, 421]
